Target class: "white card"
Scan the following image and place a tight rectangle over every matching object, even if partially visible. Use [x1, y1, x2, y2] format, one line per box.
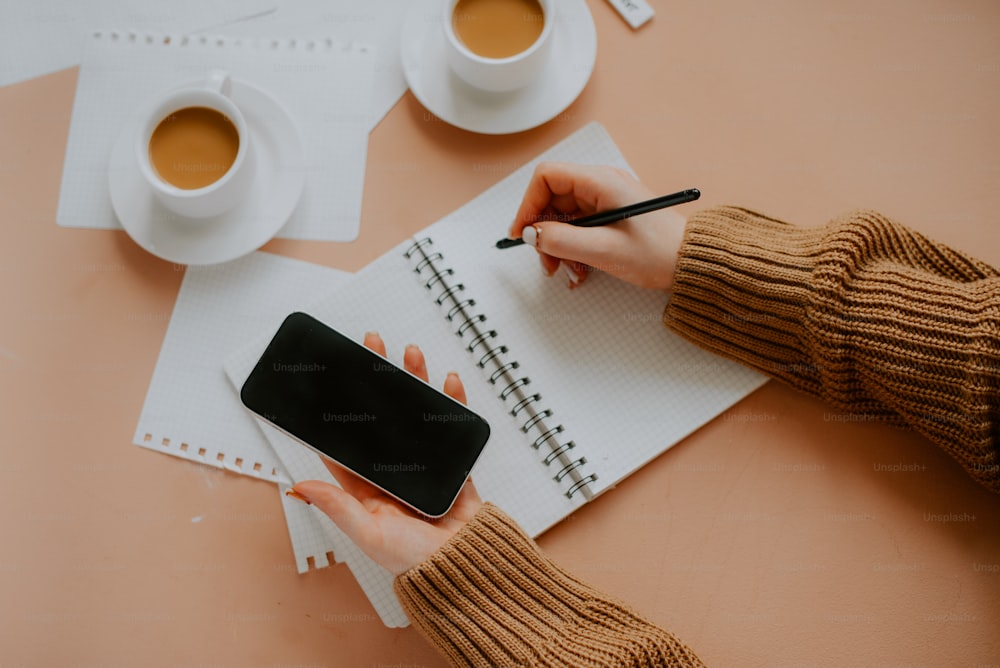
[605, 0, 654, 29]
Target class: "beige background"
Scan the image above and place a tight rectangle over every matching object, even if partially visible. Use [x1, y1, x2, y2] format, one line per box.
[2, 1, 999, 665]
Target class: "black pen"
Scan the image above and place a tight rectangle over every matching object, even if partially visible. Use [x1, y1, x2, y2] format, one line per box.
[495, 188, 701, 249]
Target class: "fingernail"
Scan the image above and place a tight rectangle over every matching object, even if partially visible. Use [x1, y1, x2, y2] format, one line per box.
[364, 331, 379, 340]
[522, 225, 538, 247]
[446, 371, 459, 380]
[562, 263, 581, 286]
[285, 488, 312, 505]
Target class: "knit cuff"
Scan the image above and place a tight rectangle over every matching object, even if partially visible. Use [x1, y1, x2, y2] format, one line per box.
[666, 206, 1000, 492]
[665, 206, 827, 394]
[394, 503, 705, 668]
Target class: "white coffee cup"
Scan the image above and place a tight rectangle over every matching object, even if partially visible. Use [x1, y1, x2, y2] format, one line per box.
[135, 70, 254, 219]
[443, 0, 555, 93]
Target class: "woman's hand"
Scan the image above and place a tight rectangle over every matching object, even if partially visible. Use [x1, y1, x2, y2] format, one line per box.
[290, 332, 483, 576]
[510, 161, 688, 291]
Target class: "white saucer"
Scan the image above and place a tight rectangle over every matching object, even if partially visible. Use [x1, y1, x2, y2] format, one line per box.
[108, 79, 304, 266]
[401, 0, 597, 135]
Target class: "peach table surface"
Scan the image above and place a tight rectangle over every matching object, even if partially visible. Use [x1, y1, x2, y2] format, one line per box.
[2, 1, 998, 666]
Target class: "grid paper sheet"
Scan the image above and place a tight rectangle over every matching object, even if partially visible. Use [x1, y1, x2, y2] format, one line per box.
[133, 251, 350, 484]
[57, 29, 374, 241]
[243, 404, 406, 622]
[277, 479, 398, 612]
[224, 122, 768, 627]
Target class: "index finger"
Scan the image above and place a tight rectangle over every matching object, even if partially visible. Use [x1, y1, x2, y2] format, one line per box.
[509, 161, 585, 239]
[509, 162, 637, 238]
[318, 455, 384, 503]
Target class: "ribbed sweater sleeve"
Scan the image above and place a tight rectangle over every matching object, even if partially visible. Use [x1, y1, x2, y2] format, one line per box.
[664, 206, 1000, 491]
[394, 503, 705, 668]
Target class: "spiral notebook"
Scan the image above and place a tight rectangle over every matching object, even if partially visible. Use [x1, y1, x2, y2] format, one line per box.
[225, 122, 767, 625]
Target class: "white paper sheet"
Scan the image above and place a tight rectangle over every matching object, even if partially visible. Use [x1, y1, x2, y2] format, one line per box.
[220, 0, 410, 130]
[57, 29, 374, 241]
[0, 0, 275, 86]
[133, 251, 350, 484]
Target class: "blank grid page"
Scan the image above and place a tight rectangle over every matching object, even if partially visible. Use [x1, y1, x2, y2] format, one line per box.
[427, 122, 768, 498]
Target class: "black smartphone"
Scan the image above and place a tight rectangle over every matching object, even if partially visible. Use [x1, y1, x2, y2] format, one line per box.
[240, 312, 491, 517]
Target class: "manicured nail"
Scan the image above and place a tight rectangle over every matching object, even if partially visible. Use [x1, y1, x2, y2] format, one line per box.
[285, 488, 312, 505]
[522, 225, 538, 247]
[562, 263, 581, 286]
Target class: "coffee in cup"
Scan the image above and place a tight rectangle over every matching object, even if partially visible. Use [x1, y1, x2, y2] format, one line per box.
[451, 0, 545, 59]
[444, 0, 554, 93]
[135, 70, 254, 219]
[147, 106, 240, 191]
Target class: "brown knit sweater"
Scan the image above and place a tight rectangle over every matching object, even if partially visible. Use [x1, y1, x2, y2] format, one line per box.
[395, 207, 1000, 667]
[667, 207, 999, 492]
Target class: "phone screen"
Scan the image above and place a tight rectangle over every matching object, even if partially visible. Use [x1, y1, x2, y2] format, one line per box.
[240, 312, 491, 517]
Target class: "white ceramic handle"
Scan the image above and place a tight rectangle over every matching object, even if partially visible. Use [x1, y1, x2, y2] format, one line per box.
[205, 69, 232, 97]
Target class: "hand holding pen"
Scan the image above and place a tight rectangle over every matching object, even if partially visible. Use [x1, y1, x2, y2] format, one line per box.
[504, 162, 699, 291]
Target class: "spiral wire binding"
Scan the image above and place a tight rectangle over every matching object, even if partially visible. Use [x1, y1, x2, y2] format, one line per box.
[404, 238, 598, 500]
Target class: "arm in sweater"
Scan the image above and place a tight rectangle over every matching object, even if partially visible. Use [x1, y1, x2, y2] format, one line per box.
[665, 207, 1000, 491]
[395, 503, 705, 668]
[393, 208, 999, 667]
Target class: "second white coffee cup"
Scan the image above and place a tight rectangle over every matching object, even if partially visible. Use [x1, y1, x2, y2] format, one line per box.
[443, 0, 555, 93]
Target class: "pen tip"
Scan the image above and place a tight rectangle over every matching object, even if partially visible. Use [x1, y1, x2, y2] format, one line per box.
[495, 238, 524, 249]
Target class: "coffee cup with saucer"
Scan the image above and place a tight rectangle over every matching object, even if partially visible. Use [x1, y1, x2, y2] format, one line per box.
[401, 0, 597, 135]
[443, 0, 556, 93]
[108, 72, 305, 266]
[136, 70, 254, 220]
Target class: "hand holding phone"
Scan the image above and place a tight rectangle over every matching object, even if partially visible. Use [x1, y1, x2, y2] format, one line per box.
[291, 332, 486, 576]
[240, 312, 492, 518]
